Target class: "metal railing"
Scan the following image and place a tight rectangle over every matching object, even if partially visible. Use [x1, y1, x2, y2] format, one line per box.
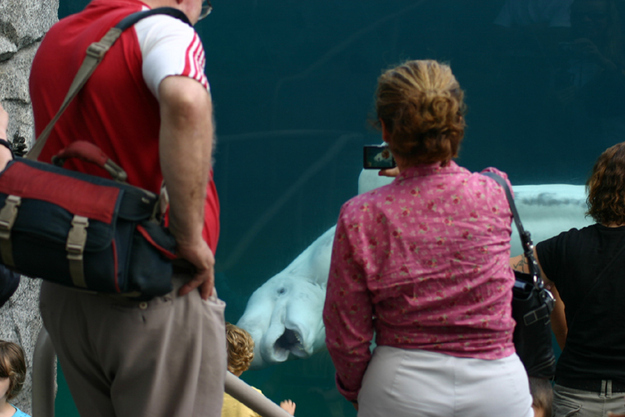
[31, 328, 292, 417]
[31, 328, 55, 417]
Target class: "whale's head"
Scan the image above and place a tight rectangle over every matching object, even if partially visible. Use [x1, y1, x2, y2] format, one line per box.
[237, 227, 335, 369]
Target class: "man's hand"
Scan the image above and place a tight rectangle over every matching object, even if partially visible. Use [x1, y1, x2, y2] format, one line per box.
[177, 238, 215, 300]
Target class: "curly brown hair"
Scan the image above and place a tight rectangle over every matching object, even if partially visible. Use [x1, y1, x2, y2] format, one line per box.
[586, 142, 625, 225]
[225, 323, 255, 375]
[374, 60, 466, 166]
[0, 340, 26, 401]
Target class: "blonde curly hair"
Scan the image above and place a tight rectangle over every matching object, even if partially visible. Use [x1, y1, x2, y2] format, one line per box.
[374, 59, 466, 166]
[225, 323, 255, 375]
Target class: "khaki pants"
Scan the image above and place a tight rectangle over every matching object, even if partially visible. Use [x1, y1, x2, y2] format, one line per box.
[553, 383, 625, 417]
[40, 274, 227, 417]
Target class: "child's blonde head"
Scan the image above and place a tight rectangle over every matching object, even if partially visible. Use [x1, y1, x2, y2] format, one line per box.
[0, 340, 26, 401]
[226, 323, 255, 375]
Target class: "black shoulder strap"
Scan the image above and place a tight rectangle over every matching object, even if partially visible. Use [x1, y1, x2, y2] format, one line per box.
[116, 7, 191, 30]
[27, 7, 191, 161]
[481, 172, 542, 283]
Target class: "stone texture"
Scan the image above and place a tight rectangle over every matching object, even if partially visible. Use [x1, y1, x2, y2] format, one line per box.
[0, 1, 58, 50]
[0, 0, 59, 414]
[0, 44, 39, 150]
[0, 36, 17, 63]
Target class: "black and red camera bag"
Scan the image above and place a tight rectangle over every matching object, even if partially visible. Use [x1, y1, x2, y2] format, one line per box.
[0, 141, 177, 300]
[0, 8, 192, 300]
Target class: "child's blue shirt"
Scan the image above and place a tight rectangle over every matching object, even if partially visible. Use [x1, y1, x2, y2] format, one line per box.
[10, 405, 31, 417]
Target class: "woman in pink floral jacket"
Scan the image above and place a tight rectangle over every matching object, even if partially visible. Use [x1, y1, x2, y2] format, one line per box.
[322, 60, 533, 417]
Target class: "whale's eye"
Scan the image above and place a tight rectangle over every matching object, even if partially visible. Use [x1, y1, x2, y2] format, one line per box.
[278, 288, 286, 295]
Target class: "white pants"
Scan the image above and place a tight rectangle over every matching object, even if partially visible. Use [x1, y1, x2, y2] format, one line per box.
[358, 346, 534, 417]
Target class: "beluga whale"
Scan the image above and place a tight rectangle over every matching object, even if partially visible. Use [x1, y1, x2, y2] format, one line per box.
[238, 169, 593, 368]
[236, 227, 334, 369]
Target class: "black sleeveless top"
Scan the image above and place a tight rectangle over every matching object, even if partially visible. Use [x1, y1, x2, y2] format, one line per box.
[537, 224, 625, 383]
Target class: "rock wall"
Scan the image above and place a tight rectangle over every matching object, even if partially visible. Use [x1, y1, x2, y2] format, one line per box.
[0, 0, 59, 414]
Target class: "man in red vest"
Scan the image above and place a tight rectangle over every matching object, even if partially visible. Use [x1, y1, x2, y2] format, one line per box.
[29, 1, 226, 415]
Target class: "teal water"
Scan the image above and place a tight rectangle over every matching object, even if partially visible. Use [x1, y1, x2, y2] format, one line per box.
[54, 0, 621, 416]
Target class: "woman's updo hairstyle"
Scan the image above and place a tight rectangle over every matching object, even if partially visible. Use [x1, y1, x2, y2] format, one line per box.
[375, 60, 466, 166]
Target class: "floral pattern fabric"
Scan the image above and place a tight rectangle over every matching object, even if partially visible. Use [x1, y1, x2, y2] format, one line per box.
[322, 161, 517, 401]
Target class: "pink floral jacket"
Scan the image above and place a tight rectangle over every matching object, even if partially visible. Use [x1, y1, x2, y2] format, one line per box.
[322, 162, 517, 401]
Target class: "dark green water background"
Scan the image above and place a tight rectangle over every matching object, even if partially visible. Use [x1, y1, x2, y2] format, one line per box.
[54, 0, 619, 415]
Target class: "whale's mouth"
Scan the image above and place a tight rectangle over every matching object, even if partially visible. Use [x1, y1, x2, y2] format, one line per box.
[273, 328, 308, 360]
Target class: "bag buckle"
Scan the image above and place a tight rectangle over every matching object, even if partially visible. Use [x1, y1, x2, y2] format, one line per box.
[523, 302, 551, 326]
[0, 195, 21, 267]
[104, 160, 128, 183]
[0, 195, 21, 238]
[86, 28, 122, 60]
[66, 215, 89, 288]
[86, 42, 110, 60]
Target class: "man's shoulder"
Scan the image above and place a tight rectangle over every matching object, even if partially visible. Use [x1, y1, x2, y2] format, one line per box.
[135, 12, 194, 30]
[134, 12, 198, 52]
[51, 3, 194, 39]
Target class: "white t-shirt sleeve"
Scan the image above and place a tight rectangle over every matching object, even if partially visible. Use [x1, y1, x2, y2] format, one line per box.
[135, 14, 210, 100]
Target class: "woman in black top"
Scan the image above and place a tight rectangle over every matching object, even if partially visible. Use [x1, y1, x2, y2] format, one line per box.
[512, 141, 625, 417]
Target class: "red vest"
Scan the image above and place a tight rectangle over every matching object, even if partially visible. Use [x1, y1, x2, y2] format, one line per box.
[30, 0, 220, 252]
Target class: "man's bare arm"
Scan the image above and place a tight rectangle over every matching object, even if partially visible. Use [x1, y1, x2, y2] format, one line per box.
[158, 75, 214, 299]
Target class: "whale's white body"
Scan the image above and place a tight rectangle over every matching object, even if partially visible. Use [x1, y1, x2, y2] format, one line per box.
[238, 170, 592, 368]
[236, 226, 335, 369]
